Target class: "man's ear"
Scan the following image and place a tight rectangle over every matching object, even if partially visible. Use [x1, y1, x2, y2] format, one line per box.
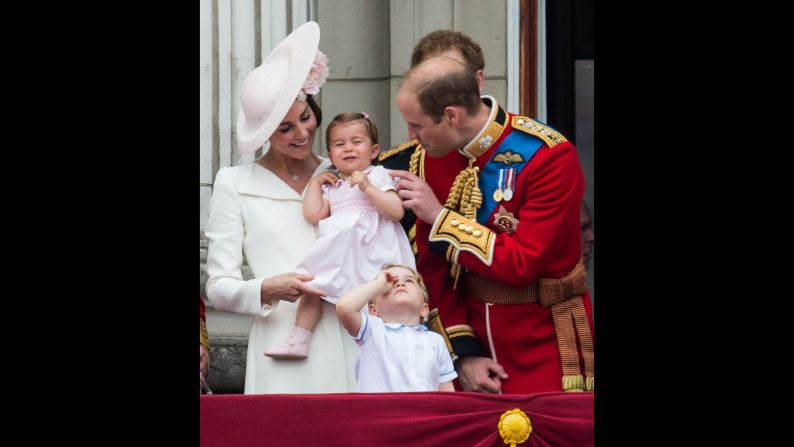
[475, 69, 485, 93]
[443, 106, 459, 126]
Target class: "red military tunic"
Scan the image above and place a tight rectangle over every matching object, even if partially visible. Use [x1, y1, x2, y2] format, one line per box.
[417, 96, 593, 394]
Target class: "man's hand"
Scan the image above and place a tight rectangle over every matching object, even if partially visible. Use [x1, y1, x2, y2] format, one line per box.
[388, 170, 444, 224]
[456, 356, 509, 394]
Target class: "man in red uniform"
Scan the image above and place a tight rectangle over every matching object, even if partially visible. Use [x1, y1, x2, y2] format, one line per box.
[390, 57, 593, 394]
[380, 30, 486, 254]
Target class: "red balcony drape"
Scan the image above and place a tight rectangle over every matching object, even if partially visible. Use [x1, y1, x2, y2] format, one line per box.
[200, 391, 593, 446]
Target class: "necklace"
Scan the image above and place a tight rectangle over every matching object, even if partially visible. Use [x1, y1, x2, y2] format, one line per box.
[261, 156, 315, 183]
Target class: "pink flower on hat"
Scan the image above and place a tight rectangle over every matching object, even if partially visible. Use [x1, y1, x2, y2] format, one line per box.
[297, 49, 329, 100]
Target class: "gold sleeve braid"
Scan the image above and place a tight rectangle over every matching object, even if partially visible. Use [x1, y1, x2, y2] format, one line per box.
[430, 208, 495, 266]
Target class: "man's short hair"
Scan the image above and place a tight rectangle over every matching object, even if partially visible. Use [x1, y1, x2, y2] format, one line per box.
[411, 30, 485, 73]
[404, 59, 481, 123]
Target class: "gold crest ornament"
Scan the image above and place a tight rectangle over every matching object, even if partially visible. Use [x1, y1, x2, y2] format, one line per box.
[493, 206, 519, 234]
[493, 150, 525, 166]
[498, 409, 532, 446]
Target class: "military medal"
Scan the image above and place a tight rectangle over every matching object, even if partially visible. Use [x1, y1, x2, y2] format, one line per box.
[493, 205, 519, 235]
[493, 169, 504, 202]
[503, 168, 515, 202]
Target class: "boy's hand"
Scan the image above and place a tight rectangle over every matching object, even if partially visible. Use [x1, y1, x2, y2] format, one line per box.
[374, 270, 399, 295]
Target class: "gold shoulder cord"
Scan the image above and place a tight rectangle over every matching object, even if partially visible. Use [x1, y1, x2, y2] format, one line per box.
[411, 148, 484, 287]
[445, 159, 482, 288]
[444, 159, 482, 220]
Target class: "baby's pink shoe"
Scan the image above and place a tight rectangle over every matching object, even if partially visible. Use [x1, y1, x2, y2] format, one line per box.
[264, 326, 312, 359]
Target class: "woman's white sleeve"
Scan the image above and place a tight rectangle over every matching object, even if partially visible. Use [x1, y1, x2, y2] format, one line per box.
[205, 167, 278, 317]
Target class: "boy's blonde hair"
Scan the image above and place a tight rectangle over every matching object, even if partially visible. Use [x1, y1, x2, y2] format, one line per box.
[370, 263, 429, 304]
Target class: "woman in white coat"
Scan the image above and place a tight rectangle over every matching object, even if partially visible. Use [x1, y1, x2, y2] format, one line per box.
[204, 21, 358, 393]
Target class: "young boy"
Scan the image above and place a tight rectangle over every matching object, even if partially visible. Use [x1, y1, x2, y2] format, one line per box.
[336, 264, 457, 392]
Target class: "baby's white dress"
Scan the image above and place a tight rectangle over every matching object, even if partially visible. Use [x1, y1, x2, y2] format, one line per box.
[296, 165, 416, 304]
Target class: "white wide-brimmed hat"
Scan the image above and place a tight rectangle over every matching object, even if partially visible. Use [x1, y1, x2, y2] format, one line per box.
[237, 21, 321, 154]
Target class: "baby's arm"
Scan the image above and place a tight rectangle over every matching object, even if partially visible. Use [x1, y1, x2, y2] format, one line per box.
[350, 171, 404, 221]
[336, 270, 396, 336]
[438, 381, 455, 392]
[303, 171, 339, 224]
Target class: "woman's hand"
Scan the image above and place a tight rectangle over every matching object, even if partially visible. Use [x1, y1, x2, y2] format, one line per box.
[260, 273, 327, 305]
